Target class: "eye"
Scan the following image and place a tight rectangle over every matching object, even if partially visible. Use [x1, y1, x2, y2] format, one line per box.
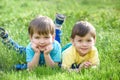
[35, 36, 40, 39]
[87, 39, 92, 42]
[78, 40, 82, 42]
[44, 36, 50, 39]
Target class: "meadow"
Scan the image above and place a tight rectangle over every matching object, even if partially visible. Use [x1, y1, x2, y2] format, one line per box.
[0, 0, 120, 80]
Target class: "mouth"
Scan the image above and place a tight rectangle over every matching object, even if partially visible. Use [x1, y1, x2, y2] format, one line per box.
[39, 45, 46, 48]
[39, 46, 46, 51]
[80, 48, 88, 51]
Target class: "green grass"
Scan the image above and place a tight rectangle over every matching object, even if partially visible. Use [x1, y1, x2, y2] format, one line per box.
[0, 0, 120, 80]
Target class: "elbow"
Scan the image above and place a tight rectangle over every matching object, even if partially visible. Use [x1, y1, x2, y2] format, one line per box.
[48, 63, 56, 68]
[47, 62, 58, 68]
[27, 62, 38, 70]
[27, 63, 33, 70]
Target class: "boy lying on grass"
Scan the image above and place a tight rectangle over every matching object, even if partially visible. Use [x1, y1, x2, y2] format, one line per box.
[0, 14, 65, 70]
[61, 21, 100, 72]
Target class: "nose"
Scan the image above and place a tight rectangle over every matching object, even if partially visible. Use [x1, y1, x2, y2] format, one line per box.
[82, 42, 87, 46]
[39, 38, 45, 44]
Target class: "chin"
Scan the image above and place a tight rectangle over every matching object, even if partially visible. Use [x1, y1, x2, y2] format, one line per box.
[40, 50, 44, 52]
[40, 49, 45, 51]
[79, 51, 88, 56]
[80, 49, 89, 53]
[82, 53, 87, 55]
[81, 51, 88, 54]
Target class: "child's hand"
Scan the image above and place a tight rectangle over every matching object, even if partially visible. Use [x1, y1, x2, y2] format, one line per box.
[78, 61, 92, 71]
[83, 61, 92, 68]
[44, 44, 53, 55]
[31, 42, 40, 54]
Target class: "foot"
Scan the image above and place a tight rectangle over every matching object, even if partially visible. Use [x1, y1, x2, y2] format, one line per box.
[14, 64, 27, 70]
[54, 13, 66, 29]
[0, 27, 8, 39]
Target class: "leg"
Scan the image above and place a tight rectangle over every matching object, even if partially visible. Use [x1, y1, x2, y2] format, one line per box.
[54, 13, 66, 44]
[54, 14, 72, 52]
[53, 13, 66, 68]
[0, 27, 26, 54]
[0, 27, 27, 70]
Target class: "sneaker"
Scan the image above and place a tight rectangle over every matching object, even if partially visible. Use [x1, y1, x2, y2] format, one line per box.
[0, 27, 8, 39]
[14, 64, 27, 70]
[54, 13, 66, 27]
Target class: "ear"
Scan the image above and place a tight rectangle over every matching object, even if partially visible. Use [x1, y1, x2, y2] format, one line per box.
[92, 37, 96, 46]
[52, 35, 55, 42]
[94, 38, 96, 43]
[94, 36, 96, 43]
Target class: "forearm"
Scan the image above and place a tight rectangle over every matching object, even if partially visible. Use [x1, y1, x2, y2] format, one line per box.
[44, 54, 56, 67]
[28, 53, 40, 70]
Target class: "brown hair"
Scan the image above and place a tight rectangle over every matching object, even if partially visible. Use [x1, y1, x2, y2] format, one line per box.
[71, 21, 96, 39]
[28, 15, 55, 37]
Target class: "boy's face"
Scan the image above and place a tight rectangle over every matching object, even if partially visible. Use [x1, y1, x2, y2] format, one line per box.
[30, 33, 54, 51]
[71, 33, 95, 56]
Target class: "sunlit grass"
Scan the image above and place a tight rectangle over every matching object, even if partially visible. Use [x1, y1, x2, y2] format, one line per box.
[0, 0, 120, 80]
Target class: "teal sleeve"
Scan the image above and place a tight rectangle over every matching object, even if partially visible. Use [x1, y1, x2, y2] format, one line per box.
[50, 40, 62, 62]
[62, 43, 72, 52]
[26, 43, 34, 62]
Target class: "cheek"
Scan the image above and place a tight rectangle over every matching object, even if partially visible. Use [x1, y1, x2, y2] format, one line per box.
[49, 39, 53, 44]
[76, 44, 81, 48]
[31, 38, 39, 44]
[73, 42, 81, 47]
[44, 39, 53, 44]
[49, 37, 54, 43]
[89, 42, 95, 46]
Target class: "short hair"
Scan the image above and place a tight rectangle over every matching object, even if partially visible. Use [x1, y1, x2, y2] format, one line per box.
[71, 21, 96, 39]
[28, 15, 55, 37]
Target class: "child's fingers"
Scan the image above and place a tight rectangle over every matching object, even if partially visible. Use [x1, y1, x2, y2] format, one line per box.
[31, 42, 40, 53]
[84, 62, 92, 68]
[44, 44, 53, 54]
